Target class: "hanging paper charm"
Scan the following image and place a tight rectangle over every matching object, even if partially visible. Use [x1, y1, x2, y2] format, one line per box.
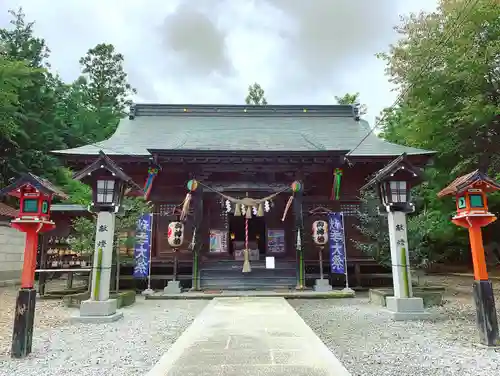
[330, 168, 343, 200]
[264, 200, 270, 213]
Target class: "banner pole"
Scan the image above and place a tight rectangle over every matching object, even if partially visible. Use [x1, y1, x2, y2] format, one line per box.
[141, 213, 154, 296]
[147, 213, 153, 290]
[341, 212, 350, 290]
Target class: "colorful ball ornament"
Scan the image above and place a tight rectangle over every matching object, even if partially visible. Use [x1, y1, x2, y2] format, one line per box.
[291, 180, 302, 193]
[187, 179, 198, 192]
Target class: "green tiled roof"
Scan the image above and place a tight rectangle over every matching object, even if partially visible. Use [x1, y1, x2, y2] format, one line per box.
[52, 104, 434, 157]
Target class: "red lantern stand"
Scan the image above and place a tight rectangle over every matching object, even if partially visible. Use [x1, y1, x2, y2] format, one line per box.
[438, 170, 500, 347]
[0, 173, 67, 358]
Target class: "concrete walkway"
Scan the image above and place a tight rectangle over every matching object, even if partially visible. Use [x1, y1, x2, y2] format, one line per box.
[146, 297, 351, 376]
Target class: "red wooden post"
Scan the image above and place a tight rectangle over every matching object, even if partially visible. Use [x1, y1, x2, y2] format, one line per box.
[0, 173, 67, 358]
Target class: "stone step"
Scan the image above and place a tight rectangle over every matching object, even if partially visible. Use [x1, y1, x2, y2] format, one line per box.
[200, 268, 296, 279]
[200, 277, 297, 291]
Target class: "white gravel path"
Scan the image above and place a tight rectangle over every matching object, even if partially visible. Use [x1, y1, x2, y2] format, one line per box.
[290, 295, 500, 376]
[0, 297, 208, 376]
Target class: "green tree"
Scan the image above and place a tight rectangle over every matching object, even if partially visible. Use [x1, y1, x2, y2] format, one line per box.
[245, 82, 268, 105]
[0, 9, 138, 205]
[0, 8, 64, 186]
[376, 0, 500, 258]
[0, 53, 38, 187]
[78, 43, 137, 138]
[335, 92, 367, 115]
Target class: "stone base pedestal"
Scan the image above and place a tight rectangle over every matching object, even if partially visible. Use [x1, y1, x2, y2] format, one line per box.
[313, 279, 332, 292]
[73, 299, 123, 323]
[386, 296, 430, 321]
[11, 288, 37, 358]
[341, 287, 355, 295]
[473, 280, 500, 347]
[141, 288, 155, 296]
[163, 280, 181, 294]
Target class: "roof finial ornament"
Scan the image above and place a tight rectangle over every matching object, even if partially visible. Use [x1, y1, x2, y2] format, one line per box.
[128, 104, 137, 120]
[353, 102, 360, 121]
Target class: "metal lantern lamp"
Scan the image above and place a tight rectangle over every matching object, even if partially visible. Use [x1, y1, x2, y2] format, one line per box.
[377, 170, 416, 213]
[73, 150, 139, 213]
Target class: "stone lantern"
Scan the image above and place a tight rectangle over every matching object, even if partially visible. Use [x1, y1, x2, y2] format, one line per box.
[361, 153, 429, 320]
[72, 151, 140, 322]
[0, 173, 67, 358]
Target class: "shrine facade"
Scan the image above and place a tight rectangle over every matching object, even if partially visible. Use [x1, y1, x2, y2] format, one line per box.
[53, 104, 434, 290]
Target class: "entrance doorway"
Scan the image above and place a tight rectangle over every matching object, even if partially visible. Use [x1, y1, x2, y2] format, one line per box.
[228, 215, 266, 255]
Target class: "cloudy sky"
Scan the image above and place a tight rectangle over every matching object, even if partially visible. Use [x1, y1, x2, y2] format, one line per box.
[1, 0, 438, 125]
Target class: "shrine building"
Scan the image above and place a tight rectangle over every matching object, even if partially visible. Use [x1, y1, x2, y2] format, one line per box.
[52, 104, 434, 291]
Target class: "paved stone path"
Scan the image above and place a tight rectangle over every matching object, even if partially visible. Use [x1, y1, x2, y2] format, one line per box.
[146, 297, 351, 376]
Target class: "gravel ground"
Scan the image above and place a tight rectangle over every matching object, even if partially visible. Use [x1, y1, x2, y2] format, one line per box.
[0, 290, 207, 376]
[290, 295, 500, 376]
[0, 286, 71, 356]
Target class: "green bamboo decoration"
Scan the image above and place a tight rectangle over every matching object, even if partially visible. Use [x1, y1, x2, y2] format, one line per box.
[335, 168, 343, 200]
[93, 247, 103, 301]
[299, 251, 304, 288]
[192, 250, 199, 290]
[401, 247, 410, 297]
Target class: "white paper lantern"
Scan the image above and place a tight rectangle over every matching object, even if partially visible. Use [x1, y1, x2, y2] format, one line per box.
[312, 220, 328, 245]
[168, 221, 184, 247]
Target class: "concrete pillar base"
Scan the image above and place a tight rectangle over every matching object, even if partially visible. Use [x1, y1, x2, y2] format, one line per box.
[386, 296, 430, 321]
[163, 280, 181, 294]
[141, 288, 155, 296]
[72, 299, 123, 323]
[313, 279, 333, 292]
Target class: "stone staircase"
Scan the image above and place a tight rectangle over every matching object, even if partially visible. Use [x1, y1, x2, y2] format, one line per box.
[200, 259, 297, 290]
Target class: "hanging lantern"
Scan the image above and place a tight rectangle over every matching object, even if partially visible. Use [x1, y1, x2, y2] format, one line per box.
[168, 222, 184, 247]
[312, 220, 329, 245]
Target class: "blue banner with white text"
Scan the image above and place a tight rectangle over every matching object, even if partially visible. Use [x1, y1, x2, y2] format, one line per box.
[328, 212, 346, 274]
[133, 214, 152, 278]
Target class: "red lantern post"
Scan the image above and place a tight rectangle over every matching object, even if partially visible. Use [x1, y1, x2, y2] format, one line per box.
[438, 170, 500, 347]
[0, 173, 67, 358]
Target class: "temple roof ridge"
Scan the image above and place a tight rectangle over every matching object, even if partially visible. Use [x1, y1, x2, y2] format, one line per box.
[128, 103, 360, 119]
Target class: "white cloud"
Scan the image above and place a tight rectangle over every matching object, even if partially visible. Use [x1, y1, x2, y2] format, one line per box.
[0, 0, 439, 125]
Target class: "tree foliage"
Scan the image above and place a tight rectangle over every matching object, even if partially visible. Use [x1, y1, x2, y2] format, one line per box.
[374, 0, 500, 258]
[334, 92, 368, 115]
[0, 8, 136, 206]
[245, 82, 268, 105]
